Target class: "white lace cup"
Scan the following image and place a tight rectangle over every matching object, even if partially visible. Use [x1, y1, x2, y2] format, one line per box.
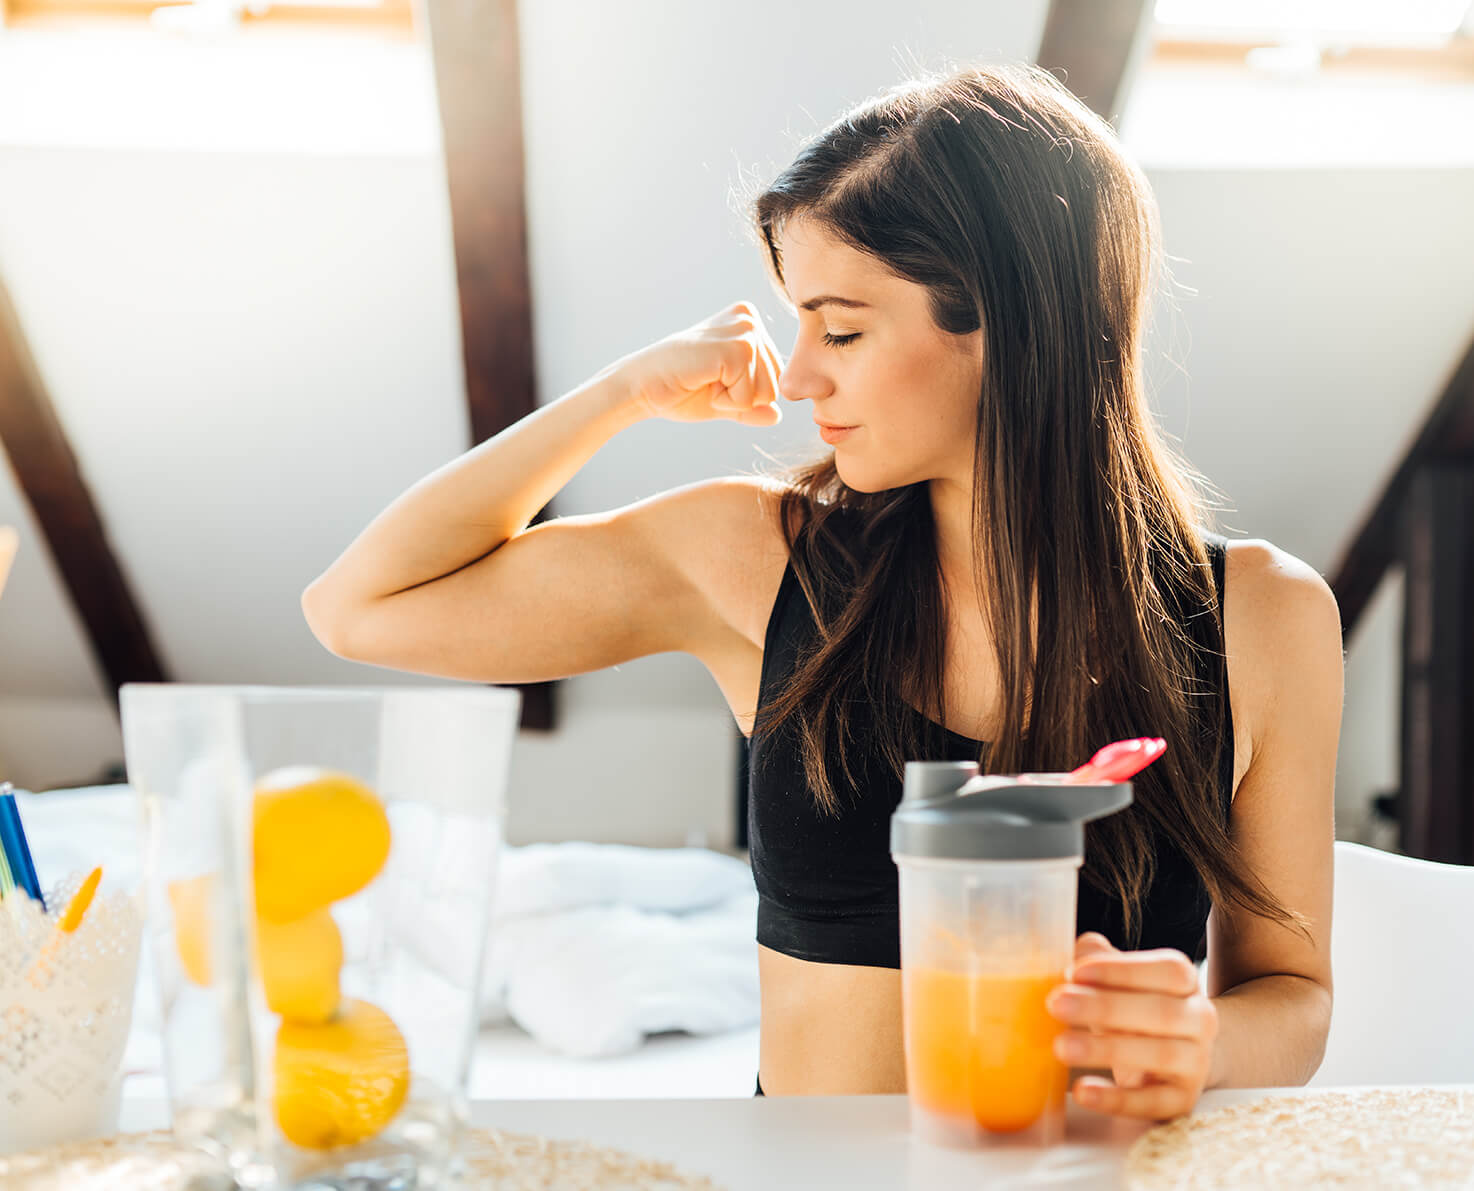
[0, 875, 144, 1155]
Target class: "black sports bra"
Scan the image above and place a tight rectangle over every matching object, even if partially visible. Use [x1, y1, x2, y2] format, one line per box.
[746, 534, 1234, 969]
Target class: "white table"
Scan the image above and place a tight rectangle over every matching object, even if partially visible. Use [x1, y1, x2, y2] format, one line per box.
[118, 1086, 1375, 1189]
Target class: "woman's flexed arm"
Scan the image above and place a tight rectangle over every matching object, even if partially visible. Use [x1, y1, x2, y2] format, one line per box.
[300, 303, 785, 681]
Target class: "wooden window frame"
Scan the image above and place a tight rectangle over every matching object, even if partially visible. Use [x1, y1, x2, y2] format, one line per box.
[1151, 35, 1474, 81]
[0, 0, 414, 36]
[1149, 1, 1474, 81]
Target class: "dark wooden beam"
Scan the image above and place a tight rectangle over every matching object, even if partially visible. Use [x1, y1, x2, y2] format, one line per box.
[1036, 0, 1155, 122]
[423, 0, 554, 731]
[0, 275, 169, 698]
[1331, 331, 1474, 637]
[1399, 465, 1474, 864]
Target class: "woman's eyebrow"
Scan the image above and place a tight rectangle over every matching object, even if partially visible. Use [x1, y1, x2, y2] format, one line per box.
[797, 295, 872, 312]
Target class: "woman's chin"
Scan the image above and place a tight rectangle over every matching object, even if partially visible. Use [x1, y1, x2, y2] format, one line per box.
[833, 457, 906, 495]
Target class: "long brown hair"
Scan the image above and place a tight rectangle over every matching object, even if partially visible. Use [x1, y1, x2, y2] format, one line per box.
[748, 63, 1307, 945]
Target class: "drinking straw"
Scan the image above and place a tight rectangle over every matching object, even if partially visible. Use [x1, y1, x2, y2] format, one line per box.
[58, 867, 102, 933]
[0, 838, 25, 929]
[0, 785, 45, 907]
[26, 866, 104, 987]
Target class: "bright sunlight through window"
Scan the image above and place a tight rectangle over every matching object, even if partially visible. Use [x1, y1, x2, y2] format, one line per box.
[1154, 0, 1474, 44]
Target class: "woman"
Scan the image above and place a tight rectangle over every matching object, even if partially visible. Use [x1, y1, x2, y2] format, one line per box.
[302, 63, 1342, 1121]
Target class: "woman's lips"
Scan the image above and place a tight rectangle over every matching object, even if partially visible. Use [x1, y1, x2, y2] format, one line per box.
[816, 422, 856, 445]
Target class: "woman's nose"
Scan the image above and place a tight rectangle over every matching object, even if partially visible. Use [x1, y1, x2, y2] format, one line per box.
[778, 350, 829, 404]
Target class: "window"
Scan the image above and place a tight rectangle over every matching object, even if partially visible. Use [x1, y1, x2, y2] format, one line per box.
[1151, 0, 1474, 80]
[0, 0, 414, 38]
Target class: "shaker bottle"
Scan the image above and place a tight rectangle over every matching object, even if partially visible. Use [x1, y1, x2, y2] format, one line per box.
[891, 761, 1133, 1148]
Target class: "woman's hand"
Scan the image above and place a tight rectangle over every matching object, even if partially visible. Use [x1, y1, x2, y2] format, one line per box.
[618, 302, 785, 427]
[1045, 932, 1218, 1122]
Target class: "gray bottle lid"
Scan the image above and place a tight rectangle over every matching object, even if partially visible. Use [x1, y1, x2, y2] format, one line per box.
[891, 760, 1134, 861]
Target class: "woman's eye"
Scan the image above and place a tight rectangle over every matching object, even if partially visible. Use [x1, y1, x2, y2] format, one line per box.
[822, 331, 860, 348]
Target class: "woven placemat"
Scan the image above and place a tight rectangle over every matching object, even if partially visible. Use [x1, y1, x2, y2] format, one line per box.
[0, 1126, 725, 1190]
[1124, 1087, 1474, 1189]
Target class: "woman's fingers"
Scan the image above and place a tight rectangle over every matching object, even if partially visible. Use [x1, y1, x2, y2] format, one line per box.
[1071, 1075, 1192, 1123]
[704, 382, 740, 413]
[752, 349, 782, 415]
[1052, 940, 1216, 1122]
[736, 402, 782, 427]
[754, 321, 786, 402]
[1054, 1030, 1203, 1080]
[1047, 984, 1214, 1040]
[719, 337, 760, 411]
[717, 329, 784, 424]
[628, 300, 785, 425]
[1070, 949, 1200, 997]
[715, 317, 780, 408]
[1071, 932, 1117, 964]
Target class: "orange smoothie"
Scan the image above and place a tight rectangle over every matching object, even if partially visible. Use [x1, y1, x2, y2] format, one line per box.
[903, 967, 1069, 1133]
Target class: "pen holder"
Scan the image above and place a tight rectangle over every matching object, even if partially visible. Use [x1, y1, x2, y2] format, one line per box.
[0, 873, 144, 1155]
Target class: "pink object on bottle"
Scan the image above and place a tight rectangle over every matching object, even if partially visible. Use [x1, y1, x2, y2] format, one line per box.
[1067, 737, 1167, 784]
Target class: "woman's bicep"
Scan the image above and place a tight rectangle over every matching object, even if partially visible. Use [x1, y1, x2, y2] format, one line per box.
[314, 481, 768, 684]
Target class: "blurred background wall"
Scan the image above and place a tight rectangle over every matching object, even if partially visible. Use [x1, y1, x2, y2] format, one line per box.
[1, 0, 1471, 848]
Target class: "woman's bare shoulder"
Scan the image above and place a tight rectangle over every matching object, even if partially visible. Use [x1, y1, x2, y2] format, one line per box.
[1221, 539, 1339, 632]
[1220, 538, 1344, 755]
[650, 475, 796, 651]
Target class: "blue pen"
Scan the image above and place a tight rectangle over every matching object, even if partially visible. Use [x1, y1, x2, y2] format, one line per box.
[0, 784, 45, 908]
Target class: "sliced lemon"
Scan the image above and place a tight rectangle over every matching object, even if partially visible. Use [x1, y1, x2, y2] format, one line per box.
[273, 997, 410, 1149]
[167, 873, 215, 988]
[257, 907, 342, 1024]
[253, 767, 391, 923]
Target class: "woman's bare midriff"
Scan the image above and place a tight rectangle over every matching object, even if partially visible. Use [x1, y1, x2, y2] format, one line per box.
[756, 944, 908, 1095]
[704, 543, 926, 1098]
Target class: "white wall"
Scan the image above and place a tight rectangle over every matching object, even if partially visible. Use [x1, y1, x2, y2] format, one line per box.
[0, 2, 1046, 843]
[0, 5, 1470, 846]
[1132, 166, 1474, 848]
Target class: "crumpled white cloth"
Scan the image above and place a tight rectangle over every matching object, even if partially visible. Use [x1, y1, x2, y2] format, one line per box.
[487, 890, 759, 1058]
[382, 820, 761, 1058]
[494, 842, 755, 919]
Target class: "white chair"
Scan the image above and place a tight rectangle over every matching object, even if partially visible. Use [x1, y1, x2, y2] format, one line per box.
[1306, 839, 1474, 1086]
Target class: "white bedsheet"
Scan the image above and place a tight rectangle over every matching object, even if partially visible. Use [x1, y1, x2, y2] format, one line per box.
[379, 812, 760, 1057]
[15, 784, 761, 1099]
[482, 893, 759, 1057]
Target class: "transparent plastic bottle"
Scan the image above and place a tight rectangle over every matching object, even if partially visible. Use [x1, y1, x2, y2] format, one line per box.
[892, 762, 1133, 1149]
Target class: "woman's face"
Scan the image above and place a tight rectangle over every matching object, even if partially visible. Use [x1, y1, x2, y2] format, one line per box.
[774, 216, 984, 494]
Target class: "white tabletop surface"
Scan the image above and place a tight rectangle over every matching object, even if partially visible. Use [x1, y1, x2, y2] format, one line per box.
[118, 1085, 1430, 1190]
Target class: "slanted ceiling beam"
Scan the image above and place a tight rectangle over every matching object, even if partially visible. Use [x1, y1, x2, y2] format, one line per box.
[1037, 0, 1155, 123]
[424, 0, 554, 731]
[0, 275, 168, 697]
[1331, 332, 1474, 638]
